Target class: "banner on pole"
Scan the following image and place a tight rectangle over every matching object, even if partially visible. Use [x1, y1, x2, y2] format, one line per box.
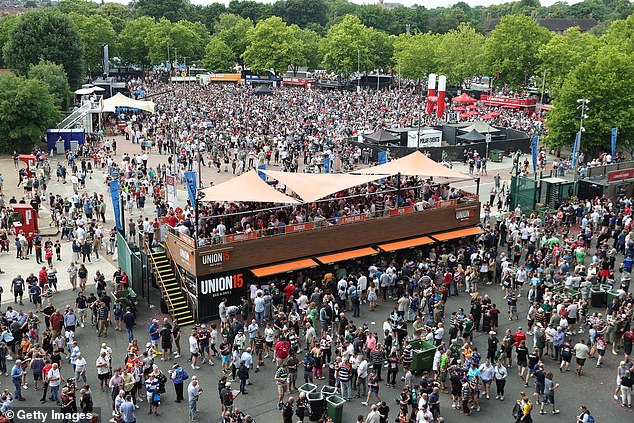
[611, 127, 618, 158]
[572, 132, 580, 168]
[109, 180, 122, 231]
[531, 136, 539, 174]
[257, 163, 267, 181]
[323, 157, 330, 174]
[184, 171, 197, 206]
[165, 174, 177, 207]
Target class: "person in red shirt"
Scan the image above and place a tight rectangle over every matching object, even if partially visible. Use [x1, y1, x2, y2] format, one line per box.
[40, 359, 53, 402]
[38, 267, 48, 288]
[274, 337, 290, 367]
[283, 282, 295, 302]
[513, 328, 526, 347]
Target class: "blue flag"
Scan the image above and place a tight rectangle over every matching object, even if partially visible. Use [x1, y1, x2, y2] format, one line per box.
[257, 163, 267, 181]
[109, 180, 122, 231]
[184, 171, 197, 206]
[611, 127, 618, 158]
[572, 132, 580, 168]
[378, 151, 388, 165]
[531, 136, 539, 174]
[323, 157, 330, 173]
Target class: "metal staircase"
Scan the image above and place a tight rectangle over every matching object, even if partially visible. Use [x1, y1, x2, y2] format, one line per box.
[148, 250, 195, 326]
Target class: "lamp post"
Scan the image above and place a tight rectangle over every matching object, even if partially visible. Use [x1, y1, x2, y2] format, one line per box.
[576, 98, 590, 166]
[357, 49, 360, 90]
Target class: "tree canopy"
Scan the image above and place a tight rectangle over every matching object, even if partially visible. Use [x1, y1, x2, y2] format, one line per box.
[28, 60, 71, 110]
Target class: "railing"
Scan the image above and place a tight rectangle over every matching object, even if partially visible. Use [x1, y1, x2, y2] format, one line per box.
[187, 194, 478, 246]
[57, 101, 91, 129]
[173, 261, 197, 322]
[146, 241, 178, 313]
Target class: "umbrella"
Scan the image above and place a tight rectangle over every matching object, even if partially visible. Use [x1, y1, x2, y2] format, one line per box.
[547, 237, 560, 246]
[452, 93, 478, 104]
[454, 106, 466, 111]
[460, 112, 471, 119]
[467, 105, 479, 110]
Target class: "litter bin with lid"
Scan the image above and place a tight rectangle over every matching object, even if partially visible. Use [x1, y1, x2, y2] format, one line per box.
[590, 287, 604, 308]
[299, 383, 317, 396]
[308, 391, 324, 422]
[326, 394, 345, 423]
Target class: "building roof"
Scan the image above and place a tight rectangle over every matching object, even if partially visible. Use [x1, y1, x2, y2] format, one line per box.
[484, 18, 598, 33]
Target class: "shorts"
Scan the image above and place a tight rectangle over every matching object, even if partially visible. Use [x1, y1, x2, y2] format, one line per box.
[277, 383, 288, 396]
[509, 306, 517, 314]
[535, 383, 544, 395]
[543, 392, 555, 405]
[576, 358, 586, 366]
[190, 352, 199, 358]
[482, 379, 492, 385]
[597, 349, 605, 357]
[568, 317, 577, 325]
[33, 297, 42, 305]
[33, 373, 42, 381]
[221, 354, 230, 363]
[370, 387, 379, 394]
[266, 341, 273, 348]
[98, 372, 110, 381]
[518, 361, 527, 368]
[200, 344, 210, 354]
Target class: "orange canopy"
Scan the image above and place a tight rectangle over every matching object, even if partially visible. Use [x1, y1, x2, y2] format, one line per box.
[354, 151, 466, 179]
[200, 170, 301, 204]
[378, 236, 434, 252]
[431, 226, 483, 242]
[251, 258, 318, 277]
[316, 247, 378, 264]
[263, 170, 384, 203]
[452, 93, 478, 104]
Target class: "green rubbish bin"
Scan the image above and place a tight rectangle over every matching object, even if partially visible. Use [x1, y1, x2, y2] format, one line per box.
[299, 383, 317, 396]
[326, 394, 345, 423]
[606, 290, 624, 306]
[321, 385, 337, 398]
[409, 339, 437, 373]
[489, 149, 503, 162]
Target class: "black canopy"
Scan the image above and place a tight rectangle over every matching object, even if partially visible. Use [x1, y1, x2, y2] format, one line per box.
[457, 129, 486, 142]
[365, 129, 400, 143]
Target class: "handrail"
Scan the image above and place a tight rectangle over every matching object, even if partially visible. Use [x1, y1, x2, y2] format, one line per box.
[195, 195, 479, 246]
[146, 241, 177, 312]
[57, 101, 91, 129]
[173, 260, 197, 322]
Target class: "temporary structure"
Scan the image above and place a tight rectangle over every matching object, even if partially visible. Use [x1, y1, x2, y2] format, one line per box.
[354, 151, 466, 179]
[75, 86, 105, 95]
[364, 129, 400, 144]
[200, 170, 301, 204]
[263, 170, 384, 203]
[452, 93, 478, 104]
[460, 121, 500, 133]
[102, 93, 156, 113]
[457, 129, 486, 143]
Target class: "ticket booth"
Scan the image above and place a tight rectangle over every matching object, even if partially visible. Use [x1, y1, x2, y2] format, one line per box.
[11, 204, 39, 235]
[18, 154, 36, 177]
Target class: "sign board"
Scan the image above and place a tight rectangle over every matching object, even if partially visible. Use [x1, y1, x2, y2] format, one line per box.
[407, 129, 442, 148]
[197, 271, 248, 321]
[199, 250, 231, 272]
[607, 168, 634, 182]
[455, 207, 476, 221]
[165, 175, 177, 207]
[446, 112, 459, 124]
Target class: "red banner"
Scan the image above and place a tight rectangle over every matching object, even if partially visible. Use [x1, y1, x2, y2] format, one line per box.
[225, 232, 257, 243]
[608, 168, 634, 182]
[339, 215, 365, 225]
[285, 222, 315, 233]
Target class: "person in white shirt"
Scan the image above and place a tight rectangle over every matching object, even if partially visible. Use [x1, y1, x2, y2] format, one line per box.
[48, 363, 63, 404]
[356, 356, 368, 398]
[74, 352, 87, 383]
[189, 333, 200, 369]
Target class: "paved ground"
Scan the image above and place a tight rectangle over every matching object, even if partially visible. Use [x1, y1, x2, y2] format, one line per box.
[0, 140, 629, 423]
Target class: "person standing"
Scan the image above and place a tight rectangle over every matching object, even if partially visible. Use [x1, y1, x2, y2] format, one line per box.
[170, 363, 185, 403]
[188, 376, 202, 421]
[494, 361, 507, 401]
[120, 395, 136, 423]
[123, 308, 135, 343]
[620, 370, 633, 408]
[11, 359, 25, 401]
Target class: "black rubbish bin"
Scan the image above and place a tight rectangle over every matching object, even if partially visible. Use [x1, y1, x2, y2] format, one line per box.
[590, 287, 604, 308]
[308, 391, 324, 422]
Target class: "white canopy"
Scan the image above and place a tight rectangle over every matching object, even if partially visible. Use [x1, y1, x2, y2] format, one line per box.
[353, 151, 466, 179]
[102, 93, 156, 113]
[75, 86, 105, 95]
[200, 170, 301, 204]
[460, 121, 500, 133]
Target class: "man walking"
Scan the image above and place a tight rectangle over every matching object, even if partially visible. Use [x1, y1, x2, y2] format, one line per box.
[170, 363, 186, 403]
[188, 376, 202, 421]
[120, 395, 136, 423]
[11, 359, 25, 401]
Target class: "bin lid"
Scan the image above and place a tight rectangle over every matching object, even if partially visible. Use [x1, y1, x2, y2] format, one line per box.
[308, 392, 323, 400]
[326, 395, 345, 405]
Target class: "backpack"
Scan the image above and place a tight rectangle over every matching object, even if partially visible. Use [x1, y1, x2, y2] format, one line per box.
[585, 412, 595, 423]
[181, 369, 189, 381]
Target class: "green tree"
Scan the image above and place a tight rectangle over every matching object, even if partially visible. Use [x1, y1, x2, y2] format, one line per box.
[437, 23, 484, 86]
[134, 0, 189, 22]
[203, 37, 235, 71]
[482, 15, 552, 89]
[145, 18, 205, 65]
[367, 27, 394, 72]
[393, 32, 438, 80]
[117, 17, 156, 66]
[227, 0, 273, 22]
[242, 16, 304, 75]
[69, 13, 117, 77]
[600, 12, 634, 52]
[295, 27, 322, 71]
[547, 46, 634, 151]
[0, 75, 61, 153]
[56, 0, 98, 15]
[214, 14, 253, 64]
[3, 9, 84, 89]
[28, 60, 71, 110]
[0, 15, 19, 67]
[538, 26, 599, 95]
[98, 2, 133, 33]
[273, 0, 328, 28]
[320, 15, 373, 74]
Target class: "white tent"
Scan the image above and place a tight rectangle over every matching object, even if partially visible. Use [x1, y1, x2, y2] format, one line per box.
[102, 93, 156, 113]
[75, 86, 105, 95]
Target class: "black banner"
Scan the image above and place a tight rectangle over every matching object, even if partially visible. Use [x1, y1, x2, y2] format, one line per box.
[197, 270, 249, 321]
